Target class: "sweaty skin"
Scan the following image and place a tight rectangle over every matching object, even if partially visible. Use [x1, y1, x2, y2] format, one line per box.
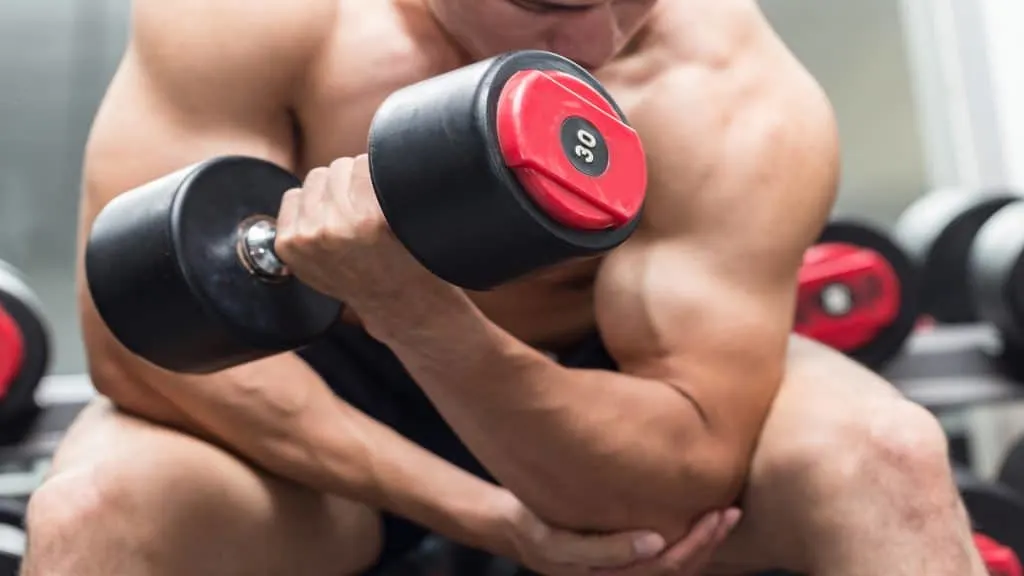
[78, 0, 835, 553]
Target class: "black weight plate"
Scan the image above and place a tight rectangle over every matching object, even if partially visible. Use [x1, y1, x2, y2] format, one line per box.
[893, 189, 1020, 323]
[172, 158, 343, 350]
[0, 498, 24, 576]
[957, 465, 1024, 561]
[969, 202, 1024, 352]
[0, 552, 19, 576]
[818, 220, 920, 370]
[999, 434, 1024, 498]
[87, 158, 343, 373]
[0, 261, 48, 424]
[0, 499, 25, 529]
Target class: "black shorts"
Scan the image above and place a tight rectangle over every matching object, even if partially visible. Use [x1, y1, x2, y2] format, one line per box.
[297, 323, 616, 573]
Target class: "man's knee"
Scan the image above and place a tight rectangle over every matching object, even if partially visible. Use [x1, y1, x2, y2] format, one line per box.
[24, 465, 141, 573]
[777, 397, 953, 502]
[25, 428, 384, 576]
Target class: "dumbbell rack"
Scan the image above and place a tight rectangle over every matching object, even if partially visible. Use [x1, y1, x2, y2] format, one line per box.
[0, 376, 92, 499]
[886, 324, 1024, 411]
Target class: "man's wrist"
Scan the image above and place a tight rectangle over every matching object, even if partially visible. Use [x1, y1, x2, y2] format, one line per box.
[475, 489, 530, 560]
[362, 282, 483, 345]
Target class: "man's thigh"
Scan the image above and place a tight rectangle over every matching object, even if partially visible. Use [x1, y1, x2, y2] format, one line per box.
[26, 398, 383, 576]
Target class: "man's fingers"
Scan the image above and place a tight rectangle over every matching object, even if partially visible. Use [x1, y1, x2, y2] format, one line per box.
[658, 509, 741, 576]
[671, 532, 719, 576]
[591, 512, 722, 576]
[542, 527, 666, 567]
[658, 511, 722, 566]
[325, 157, 354, 211]
[718, 508, 742, 541]
[274, 188, 303, 258]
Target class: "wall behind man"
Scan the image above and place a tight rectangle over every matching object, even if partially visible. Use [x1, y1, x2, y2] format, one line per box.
[0, 0, 128, 374]
[761, 0, 929, 224]
[0, 0, 927, 375]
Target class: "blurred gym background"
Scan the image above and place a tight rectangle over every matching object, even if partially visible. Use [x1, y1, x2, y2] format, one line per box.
[0, 0, 1021, 474]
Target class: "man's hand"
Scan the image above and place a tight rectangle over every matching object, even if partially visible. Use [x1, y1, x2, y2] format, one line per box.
[595, 509, 742, 576]
[497, 491, 742, 576]
[275, 155, 455, 332]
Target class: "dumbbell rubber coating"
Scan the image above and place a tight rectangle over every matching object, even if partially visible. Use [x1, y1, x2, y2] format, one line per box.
[86, 50, 647, 374]
[1000, 434, 1024, 499]
[0, 261, 49, 423]
[370, 50, 644, 289]
[969, 201, 1024, 349]
[86, 159, 340, 374]
[957, 465, 1024, 563]
[0, 497, 25, 575]
[893, 188, 1020, 323]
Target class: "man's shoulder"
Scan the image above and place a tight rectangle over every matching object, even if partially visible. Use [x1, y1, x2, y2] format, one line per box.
[624, 0, 779, 71]
[133, 0, 338, 39]
[130, 0, 337, 87]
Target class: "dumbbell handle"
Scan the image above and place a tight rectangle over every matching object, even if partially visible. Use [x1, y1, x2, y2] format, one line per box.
[238, 217, 290, 279]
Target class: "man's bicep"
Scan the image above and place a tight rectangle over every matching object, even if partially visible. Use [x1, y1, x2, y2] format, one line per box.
[79, 52, 295, 308]
[598, 50, 840, 424]
[84, 59, 294, 210]
[596, 240, 793, 438]
[84, 0, 340, 208]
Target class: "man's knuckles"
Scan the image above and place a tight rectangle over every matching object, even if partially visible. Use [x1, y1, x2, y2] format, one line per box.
[302, 166, 330, 188]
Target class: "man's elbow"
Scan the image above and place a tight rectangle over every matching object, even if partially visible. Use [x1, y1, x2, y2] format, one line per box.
[80, 312, 174, 422]
[616, 435, 751, 538]
[85, 346, 167, 420]
[643, 411, 749, 510]
[658, 389, 756, 513]
[632, 394, 758, 528]
[685, 438, 752, 509]
[638, 383, 758, 525]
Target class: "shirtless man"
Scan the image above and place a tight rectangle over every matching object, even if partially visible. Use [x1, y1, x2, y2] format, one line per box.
[23, 0, 984, 575]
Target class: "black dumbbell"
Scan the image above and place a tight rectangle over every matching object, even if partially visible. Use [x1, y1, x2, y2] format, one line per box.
[999, 434, 1024, 499]
[956, 465, 1024, 562]
[0, 261, 49, 436]
[86, 50, 647, 374]
[893, 188, 1020, 324]
[0, 498, 25, 575]
[968, 201, 1024, 366]
[794, 219, 920, 370]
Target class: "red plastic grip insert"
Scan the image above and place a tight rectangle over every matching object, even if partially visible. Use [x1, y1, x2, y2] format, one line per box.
[794, 243, 901, 351]
[0, 304, 25, 400]
[496, 70, 647, 230]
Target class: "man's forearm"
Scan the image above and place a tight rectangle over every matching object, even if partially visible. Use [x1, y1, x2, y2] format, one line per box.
[105, 355, 517, 557]
[367, 292, 745, 535]
[305, 402, 517, 556]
